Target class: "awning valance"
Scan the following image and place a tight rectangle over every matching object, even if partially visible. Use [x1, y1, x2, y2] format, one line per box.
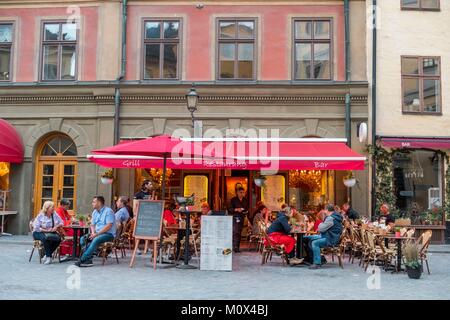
[0, 119, 24, 164]
[380, 137, 450, 149]
[88, 138, 366, 171]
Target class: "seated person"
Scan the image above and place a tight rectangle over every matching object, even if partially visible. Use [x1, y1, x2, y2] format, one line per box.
[265, 206, 303, 265]
[341, 202, 359, 221]
[33, 201, 64, 264]
[252, 204, 269, 235]
[201, 202, 213, 216]
[313, 210, 327, 232]
[75, 196, 116, 267]
[55, 198, 74, 256]
[308, 204, 343, 269]
[378, 203, 395, 227]
[163, 200, 177, 226]
[115, 196, 130, 225]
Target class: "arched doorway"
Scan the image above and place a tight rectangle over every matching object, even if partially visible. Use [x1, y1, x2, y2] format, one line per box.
[33, 134, 77, 216]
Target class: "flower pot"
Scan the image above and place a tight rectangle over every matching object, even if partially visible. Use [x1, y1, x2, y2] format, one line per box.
[101, 177, 113, 185]
[406, 266, 422, 279]
[343, 178, 356, 187]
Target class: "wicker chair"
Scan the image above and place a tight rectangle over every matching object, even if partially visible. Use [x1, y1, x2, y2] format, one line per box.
[121, 218, 135, 250]
[320, 229, 348, 269]
[416, 230, 432, 275]
[28, 220, 45, 263]
[260, 229, 289, 266]
[97, 222, 126, 265]
[176, 227, 201, 262]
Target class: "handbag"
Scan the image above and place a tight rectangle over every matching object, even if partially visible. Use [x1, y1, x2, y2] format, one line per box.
[42, 214, 63, 241]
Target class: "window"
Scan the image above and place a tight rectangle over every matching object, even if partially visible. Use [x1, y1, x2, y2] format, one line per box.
[401, 0, 440, 10]
[143, 20, 180, 79]
[401, 56, 441, 114]
[41, 22, 77, 81]
[0, 24, 13, 81]
[217, 19, 255, 80]
[293, 19, 332, 80]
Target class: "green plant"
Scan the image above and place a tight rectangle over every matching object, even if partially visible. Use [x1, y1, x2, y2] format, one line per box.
[101, 169, 114, 179]
[404, 243, 421, 269]
[76, 214, 87, 222]
[343, 170, 355, 180]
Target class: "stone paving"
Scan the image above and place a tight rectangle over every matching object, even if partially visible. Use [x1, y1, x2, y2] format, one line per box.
[1, 239, 449, 300]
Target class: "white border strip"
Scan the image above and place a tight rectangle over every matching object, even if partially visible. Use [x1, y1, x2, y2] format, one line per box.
[87, 154, 366, 161]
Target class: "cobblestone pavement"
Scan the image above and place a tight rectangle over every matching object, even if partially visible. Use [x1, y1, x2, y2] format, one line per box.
[1, 240, 449, 300]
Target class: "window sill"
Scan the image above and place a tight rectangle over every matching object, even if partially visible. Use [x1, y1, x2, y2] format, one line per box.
[402, 111, 442, 116]
[401, 7, 441, 12]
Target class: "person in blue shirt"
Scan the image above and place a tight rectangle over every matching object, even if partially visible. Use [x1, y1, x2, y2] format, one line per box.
[75, 196, 116, 267]
[115, 196, 130, 224]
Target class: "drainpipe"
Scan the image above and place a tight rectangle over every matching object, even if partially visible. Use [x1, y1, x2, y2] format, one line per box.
[344, 0, 352, 204]
[371, 0, 378, 218]
[114, 0, 127, 145]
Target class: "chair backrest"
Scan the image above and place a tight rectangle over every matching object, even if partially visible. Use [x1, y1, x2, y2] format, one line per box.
[400, 227, 408, 237]
[365, 231, 376, 250]
[29, 219, 35, 233]
[406, 228, 415, 238]
[417, 230, 432, 254]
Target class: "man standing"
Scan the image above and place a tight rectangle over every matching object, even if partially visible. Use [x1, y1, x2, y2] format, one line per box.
[134, 179, 155, 200]
[228, 187, 248, 253]
[309, 204, 343, 269]
[341, 202, 360, 221]
[75, 196, 116, 267]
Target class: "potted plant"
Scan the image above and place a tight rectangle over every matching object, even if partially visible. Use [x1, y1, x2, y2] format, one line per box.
[76, 214, 87, 226]
[343, 171, 356, 187]
[404, 243, 422, 279]
[100, 169, 114, 185]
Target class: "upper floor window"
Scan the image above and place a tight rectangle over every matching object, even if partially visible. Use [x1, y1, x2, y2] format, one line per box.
[41, 22, 77, 81]
[217, 19, 255, 80]
[402, 56, 441, 114]
[401, 0, 440, 11]
[293, 19, 332, 80]
[0, 24, 13, 81]
[143, 20, 180, 79]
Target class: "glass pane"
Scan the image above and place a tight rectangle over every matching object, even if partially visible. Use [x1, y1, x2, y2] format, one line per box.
[44, 24, 60, 41]
[42, 176, 54, 187]
[238, 21, 254, 39]
[63, 176, 75, 187]
[402, 0, 419, 7]
[402, 57, 419, 75]
[0, 25, 12, 42]
[43, 45, 58, 80]
[64, 165, 75, 176]
[295, 21, 312, 39]
[163, 21, 179, 39]
[313, 43, 330, 79]
[62, 23, 77, 41]
[220, 21, 236, 39]
[421, 0, 439, 9]
[423, 58, 439, 75]
[63, 188, 74, 199]
[48, 137, 61, 153]
[43, 165, 54, 175]
[63, 144, 77, 156]
[144, 44, 160, 78]
[61, 45, 76, 80]
[237, 43, 253, 78]
[403, 78, 420, 112]
[163, 44, 177, 78]
[219, 43, 235, 78]
[423, 79, 440, 112]
[0, 47, 11, 80]
[295, 43, 311, 79]
[42, 144, 57, 156]
[314, 21, 330, 39]
[145, 22, 161, 39]
[42, 188, 53, 198]
[60, 137, 74, 155]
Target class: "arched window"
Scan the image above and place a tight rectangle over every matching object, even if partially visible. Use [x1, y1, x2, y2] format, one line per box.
[41, 135, 77, 156]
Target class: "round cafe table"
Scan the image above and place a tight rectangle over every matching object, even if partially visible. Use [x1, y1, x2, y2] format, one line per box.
[380, 235, 416, 272]
[290, 228, 317, 260]
[61, 225, 90, 262]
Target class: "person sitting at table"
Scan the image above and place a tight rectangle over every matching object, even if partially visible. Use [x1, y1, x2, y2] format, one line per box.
[341, 202, 359, 221]
[115, 196, 130, 225]
[378, 203, 395, 227]
[266, 206, 304, 265]
[313, 210, 327, 232]
[55, 198, 74, 256]
[33, 201, 64, 265]
[252, 204, 269, 236]
[164, 200, 177, 226]
[124, 196, 134, 219]
[308, 204, 343, 269]
[75, 196, 116, 267]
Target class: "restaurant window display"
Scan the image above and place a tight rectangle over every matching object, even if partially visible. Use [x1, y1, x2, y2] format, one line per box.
[184, 175, 209, 211]
[393, 150, 443, 224]
[0, 162, 10, 209]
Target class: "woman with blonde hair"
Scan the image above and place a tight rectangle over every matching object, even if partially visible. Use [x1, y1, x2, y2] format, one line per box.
[32, 201, 64, 264]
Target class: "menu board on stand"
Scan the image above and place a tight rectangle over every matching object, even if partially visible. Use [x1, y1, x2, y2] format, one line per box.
[200, 216, 233, 271]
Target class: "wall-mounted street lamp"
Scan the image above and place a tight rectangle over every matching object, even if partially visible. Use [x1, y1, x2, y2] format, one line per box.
[186, 85, 199, 128]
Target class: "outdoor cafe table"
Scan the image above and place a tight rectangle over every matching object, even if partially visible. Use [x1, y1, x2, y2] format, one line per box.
[61, 225, 90, 262]
[378, 235, 416, 272]
[290, 229, 317, 260]
[165, 226, 187, 262]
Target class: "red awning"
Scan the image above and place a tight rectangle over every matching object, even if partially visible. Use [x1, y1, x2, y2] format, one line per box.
[380, 137, 450, 149]
[0, 119, 24, 163]
[88, 138, 366, 171]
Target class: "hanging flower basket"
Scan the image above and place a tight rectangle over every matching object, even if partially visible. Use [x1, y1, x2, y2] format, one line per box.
[101, 177, 114, 185]
[343, 170, 356, 187]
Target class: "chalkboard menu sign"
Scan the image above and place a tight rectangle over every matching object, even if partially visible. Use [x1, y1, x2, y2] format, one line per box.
[133, 200, 164, 240]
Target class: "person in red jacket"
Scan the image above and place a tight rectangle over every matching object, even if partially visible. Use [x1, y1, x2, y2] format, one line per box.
[55, 199, 74, 256]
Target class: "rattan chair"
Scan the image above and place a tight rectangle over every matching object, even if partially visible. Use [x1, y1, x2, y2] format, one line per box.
[416, 230, 432, 275]
[260, 229, 288, 266]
